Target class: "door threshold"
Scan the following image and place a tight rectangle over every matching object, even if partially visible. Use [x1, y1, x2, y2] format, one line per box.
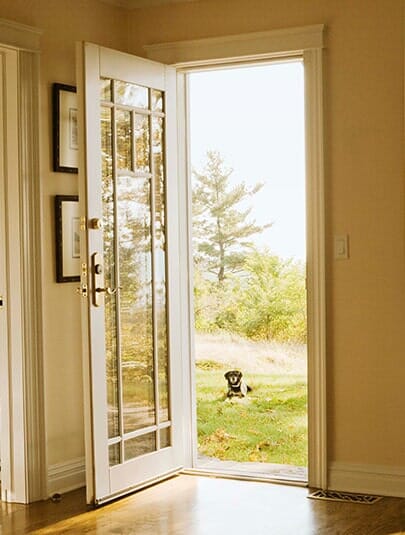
[182, 467, 308, 488]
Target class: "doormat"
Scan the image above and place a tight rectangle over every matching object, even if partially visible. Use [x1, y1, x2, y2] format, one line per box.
[308, 489, 383, 504]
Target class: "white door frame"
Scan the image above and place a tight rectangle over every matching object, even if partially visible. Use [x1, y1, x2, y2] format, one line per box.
[0, 19, 46, 503]
[145, 24, 327, 490]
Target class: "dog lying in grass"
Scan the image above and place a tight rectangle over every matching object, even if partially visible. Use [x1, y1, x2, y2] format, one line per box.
[224, 370, 252, 398]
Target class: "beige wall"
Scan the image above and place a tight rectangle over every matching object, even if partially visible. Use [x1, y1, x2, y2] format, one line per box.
[0, 0, 404, 485]
[129, 0, 405, 468]
[0, 0, 129, 467]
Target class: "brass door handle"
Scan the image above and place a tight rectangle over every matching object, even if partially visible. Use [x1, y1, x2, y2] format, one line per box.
[92, 251, 121, 307]
[95, 287, 121, 295]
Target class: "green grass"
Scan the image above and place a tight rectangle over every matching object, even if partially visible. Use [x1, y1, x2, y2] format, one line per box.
[196, 365, 307, 467]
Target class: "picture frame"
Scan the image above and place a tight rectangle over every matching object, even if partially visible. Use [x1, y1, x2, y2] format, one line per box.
[54, 195, 80, 282]
[52, 83, 78, 173]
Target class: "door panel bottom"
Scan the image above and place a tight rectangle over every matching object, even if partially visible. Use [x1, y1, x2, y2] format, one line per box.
[96, 467, 183, 505]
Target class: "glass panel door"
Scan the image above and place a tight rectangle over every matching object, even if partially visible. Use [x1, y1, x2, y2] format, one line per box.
[78, 43, 184, 504]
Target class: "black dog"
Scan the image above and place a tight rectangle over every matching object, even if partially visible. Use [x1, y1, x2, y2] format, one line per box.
[224, 370, 251, 398]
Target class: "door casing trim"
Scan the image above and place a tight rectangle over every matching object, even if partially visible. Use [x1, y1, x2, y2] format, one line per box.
[0, 18, 46, 503]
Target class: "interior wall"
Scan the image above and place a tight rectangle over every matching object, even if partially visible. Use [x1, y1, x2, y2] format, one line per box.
[0, 0, 129, 470]
[128, 0, 405, 469]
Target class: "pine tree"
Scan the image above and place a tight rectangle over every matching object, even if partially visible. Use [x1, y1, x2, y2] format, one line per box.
[192, 150, 270, 283]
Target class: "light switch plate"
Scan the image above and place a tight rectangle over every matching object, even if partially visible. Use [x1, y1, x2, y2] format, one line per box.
[334, 235, 349, 259]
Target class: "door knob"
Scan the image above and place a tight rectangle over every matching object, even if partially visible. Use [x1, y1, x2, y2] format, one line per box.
[89, 218, 103, 230]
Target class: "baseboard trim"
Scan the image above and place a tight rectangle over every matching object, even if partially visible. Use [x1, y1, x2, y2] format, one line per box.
[328, 462, 405, 498]
[48, 457, 86, 496]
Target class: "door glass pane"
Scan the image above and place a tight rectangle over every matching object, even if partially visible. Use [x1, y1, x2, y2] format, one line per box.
[134, 114, 150, 173]
[152, 116, 163, 181]
[151, 89, 163, 112]
[101, 106, 120, 439]
[109, 443, 120, 466]
[100, 78, 112, 101]
[116, 109, 132, 171]
[125, 433, 156, 461]
[117, 174, 155, 433]
[160, 427, 171, 449]
[152, 115, 169, 422]
[115, 80, 149, 109]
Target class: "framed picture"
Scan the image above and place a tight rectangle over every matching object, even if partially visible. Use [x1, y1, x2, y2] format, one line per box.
[55, 195, 80, 282]
[53, 83, 78, 173]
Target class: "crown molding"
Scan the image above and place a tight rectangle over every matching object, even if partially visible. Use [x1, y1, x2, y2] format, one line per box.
[0, 18, 42, 52]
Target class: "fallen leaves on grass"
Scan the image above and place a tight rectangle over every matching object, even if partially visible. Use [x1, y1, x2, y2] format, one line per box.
[200, 428, 238, 455]
[207, 428, 237, 442]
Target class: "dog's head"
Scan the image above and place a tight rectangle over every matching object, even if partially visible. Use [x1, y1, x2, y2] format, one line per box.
[224, 370, 243, 386]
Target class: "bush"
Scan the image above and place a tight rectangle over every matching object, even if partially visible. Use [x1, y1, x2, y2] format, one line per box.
[194, 250, 307, 344]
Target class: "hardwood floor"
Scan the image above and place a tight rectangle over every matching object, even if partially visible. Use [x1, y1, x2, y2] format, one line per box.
[1, 475, 405, 534]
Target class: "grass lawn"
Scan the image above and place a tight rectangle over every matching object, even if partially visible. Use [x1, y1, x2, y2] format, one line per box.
[195, 334, 308, 467]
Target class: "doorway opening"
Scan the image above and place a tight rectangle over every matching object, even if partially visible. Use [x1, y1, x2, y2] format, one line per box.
[189, 60, 307, 483]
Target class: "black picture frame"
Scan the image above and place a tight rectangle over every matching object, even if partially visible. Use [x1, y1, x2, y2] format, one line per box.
[54, 195, 80, 282]
[52, 83, 78, 173]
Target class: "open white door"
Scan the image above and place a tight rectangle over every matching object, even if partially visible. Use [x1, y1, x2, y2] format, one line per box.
[77, 43, 185, 504]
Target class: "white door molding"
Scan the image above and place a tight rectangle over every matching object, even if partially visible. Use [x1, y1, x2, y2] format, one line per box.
[144, 24, 324, 67]
[0, 46, 16, 504]
[304, 47, 327, 490]
[146, 25, 327, 489]
[0, 18, 45, 503]
[18, 48, 47, 502]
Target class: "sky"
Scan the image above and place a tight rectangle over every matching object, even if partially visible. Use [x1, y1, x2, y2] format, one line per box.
[188, 61, 306, 261]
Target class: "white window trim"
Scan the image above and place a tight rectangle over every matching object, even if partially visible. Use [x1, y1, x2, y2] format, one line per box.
[0, 18, 46, 503]
[145, 25, 327, 490]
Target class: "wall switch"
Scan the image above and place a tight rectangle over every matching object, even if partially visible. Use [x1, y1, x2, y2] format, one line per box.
[334, 235, 349, 259]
